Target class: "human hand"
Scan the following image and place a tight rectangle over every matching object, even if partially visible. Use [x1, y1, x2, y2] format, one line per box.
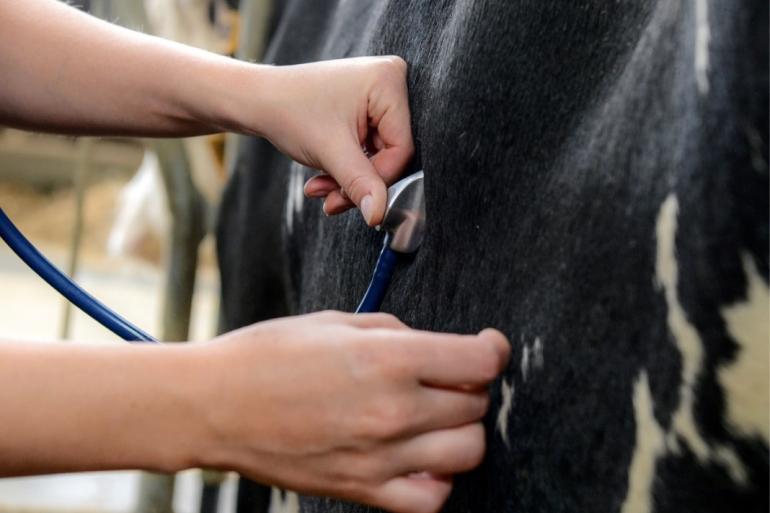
[252, 57, 414, 226]
[193, 311, 509, 513]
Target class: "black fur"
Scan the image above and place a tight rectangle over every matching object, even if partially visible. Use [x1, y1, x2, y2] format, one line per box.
[217, 1, 769, 511]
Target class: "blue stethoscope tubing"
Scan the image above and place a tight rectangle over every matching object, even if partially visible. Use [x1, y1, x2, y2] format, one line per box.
[0, 207, 157, 343]
[355, 232, 398, 314]
[0, 205, 395, 341]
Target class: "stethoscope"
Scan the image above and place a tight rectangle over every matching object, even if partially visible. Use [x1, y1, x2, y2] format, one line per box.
[0, 171, 425, 342]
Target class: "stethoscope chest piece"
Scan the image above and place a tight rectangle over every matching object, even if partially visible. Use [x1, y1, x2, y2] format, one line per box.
[377, 170, 425, 254]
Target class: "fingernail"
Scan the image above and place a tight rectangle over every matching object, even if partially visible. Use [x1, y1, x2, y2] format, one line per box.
[360, 194, 374, 225]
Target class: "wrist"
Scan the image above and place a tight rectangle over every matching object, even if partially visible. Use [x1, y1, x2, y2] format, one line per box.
[196, 60, 276, 138]
[119, 343, 223, 475]
[168, 340, 252, 474]
[155, 343, 229, 473]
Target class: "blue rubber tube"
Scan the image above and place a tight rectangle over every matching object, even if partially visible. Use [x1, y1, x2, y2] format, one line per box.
[0, 201, 398, 337]
[355, 233, 399, 313]
[0, 208, 157, 343]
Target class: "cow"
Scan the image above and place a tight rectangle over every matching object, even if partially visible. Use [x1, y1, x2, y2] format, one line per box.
[216, 1, 769, 512]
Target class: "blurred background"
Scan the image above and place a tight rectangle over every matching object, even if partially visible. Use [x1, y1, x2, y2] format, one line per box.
[0, 1, 274, 512]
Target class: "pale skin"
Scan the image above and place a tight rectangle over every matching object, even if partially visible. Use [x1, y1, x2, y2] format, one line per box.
[0, 2, 511, 513]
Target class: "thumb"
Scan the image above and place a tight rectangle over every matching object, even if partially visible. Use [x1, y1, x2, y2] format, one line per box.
[322, 138, 388, 226]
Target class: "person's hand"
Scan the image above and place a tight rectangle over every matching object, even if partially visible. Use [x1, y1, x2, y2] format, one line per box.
[193, 311, 509, 513]
[253, 57, 414, 226]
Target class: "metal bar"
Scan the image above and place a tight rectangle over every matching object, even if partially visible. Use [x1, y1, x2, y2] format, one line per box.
[59, 138, 93, 340]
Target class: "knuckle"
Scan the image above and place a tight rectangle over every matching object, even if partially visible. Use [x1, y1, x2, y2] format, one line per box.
[315, 309, 345, 322]
[380, 396, 417, 438]
[344, 173, 372, 202]
[372, 56, 408, 85]
[387, 344, 417, 377]
[374, 312, 401, 326]
[354, 416, 385, 441]
[384, 55, 408, 73]
[366, 312, 408, 331]
[404, 136, 416, 155]
[363, 337, 413, 378]
[344, 453, 380, 483]
[327, 466, 371, 503]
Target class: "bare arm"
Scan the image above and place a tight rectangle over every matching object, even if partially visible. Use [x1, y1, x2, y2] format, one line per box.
[0, 312, 510, 513]
[0, 340, 207, 475]
[0, 0, 414, 224]
[0, 0, 243, 137]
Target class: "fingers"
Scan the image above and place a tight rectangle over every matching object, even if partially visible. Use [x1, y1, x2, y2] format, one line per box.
[306, 144, 410, 216]
[303, 177, 354, 215]
[317, 142, 411, 214]
[304, 175, 338, 198]
[367, 56, 414, 183]
[370, 144, 413, 186]
[389, 423, 486, 477]
[394, 329, 510, 388]
[323, 189, 354, 215]
[412, 388, 489, 434]
[370, 474, 452, 513]
[306, 56, 414, 224]
[365, 424, 483, 512]
[312, 313, 509, 390]
[318, 136, 388, 226]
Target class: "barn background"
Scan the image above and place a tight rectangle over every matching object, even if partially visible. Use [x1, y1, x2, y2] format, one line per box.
[0, 1, 269, 512]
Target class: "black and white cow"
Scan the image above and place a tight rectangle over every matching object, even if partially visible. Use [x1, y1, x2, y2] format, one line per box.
[216, 1, 768, 512]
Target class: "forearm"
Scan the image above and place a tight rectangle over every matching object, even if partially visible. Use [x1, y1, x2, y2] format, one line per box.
[0, 341, 211, 476]
[0, 0, 259, 137]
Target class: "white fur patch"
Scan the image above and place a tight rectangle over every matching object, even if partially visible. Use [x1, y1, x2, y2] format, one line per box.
[533, 337, 544, 368]
[694, 0, 711, 96]
[621, 371, 666, 513]
[521, 345, 530, 382]
[520, 337, 544, 383]
[654, 194, 747, 482]
[496, 379, 515, 448]
[269, 488, 299, 513]
[621, 193, 760, 511]
[655, 195, 712, 461]
[718, 254, 770, 442]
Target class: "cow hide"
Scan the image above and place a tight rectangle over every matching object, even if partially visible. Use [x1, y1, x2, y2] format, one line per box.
[216, 1, 769, 512]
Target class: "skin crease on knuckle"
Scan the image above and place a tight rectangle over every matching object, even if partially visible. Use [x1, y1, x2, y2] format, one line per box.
[353, 331, 415, 381]
[342, 173, 372, 205]
[370, 312, 404, 328]
[382, 55, 408, 77]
